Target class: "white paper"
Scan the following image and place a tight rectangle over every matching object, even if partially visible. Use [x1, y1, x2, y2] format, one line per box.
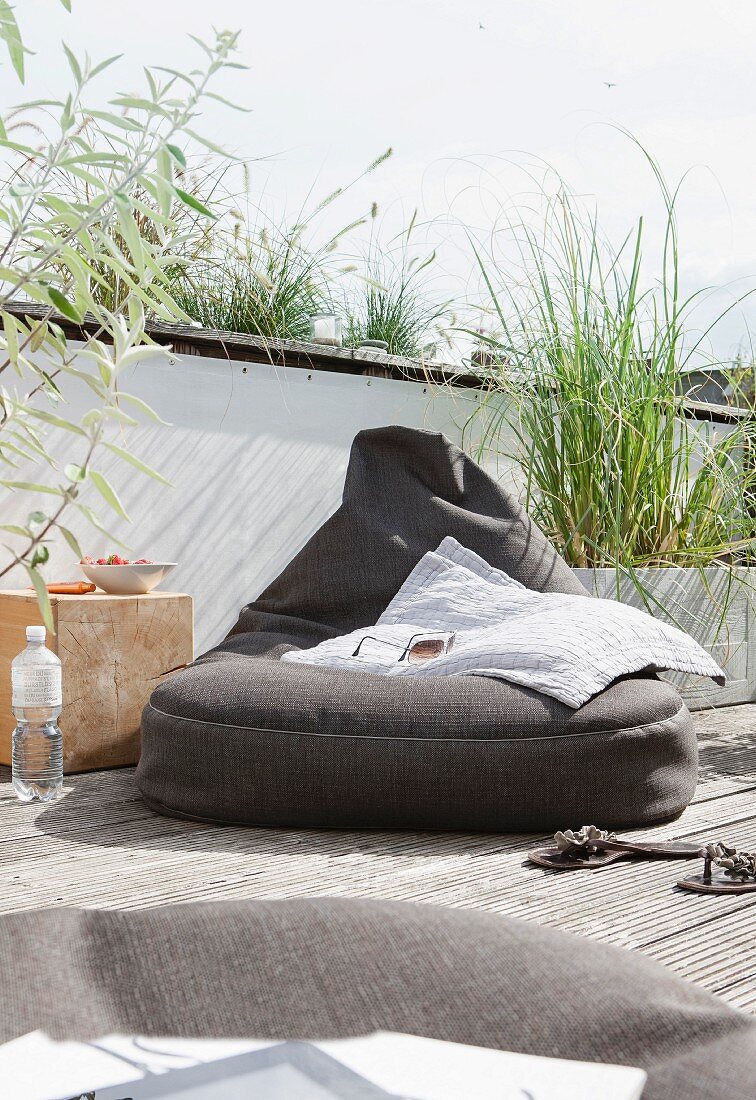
[0, 1030, 646, 1100]
[0, 1031, 143, 1099]
[318, 1031, 647, 1100]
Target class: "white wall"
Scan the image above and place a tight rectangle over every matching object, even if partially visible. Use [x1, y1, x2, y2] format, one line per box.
[2, 349, 503, 654]
[4, 346, 733, 656]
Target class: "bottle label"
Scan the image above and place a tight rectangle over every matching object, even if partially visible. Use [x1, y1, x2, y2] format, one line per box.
[12, 666, 62, 707]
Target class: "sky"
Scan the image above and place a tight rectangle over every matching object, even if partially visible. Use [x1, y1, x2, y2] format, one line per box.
[5, 0, 756, 359]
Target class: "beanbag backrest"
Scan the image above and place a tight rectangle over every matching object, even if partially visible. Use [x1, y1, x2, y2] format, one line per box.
[230, 425, 586, 638]
[0, 899, 753, 1100]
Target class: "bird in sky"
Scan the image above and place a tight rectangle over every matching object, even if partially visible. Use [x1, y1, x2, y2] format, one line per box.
[604, 81, 617, 88]
[479, 22, 486, 30]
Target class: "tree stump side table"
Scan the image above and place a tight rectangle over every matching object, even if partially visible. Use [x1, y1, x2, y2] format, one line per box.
[0, 590, 193, 773]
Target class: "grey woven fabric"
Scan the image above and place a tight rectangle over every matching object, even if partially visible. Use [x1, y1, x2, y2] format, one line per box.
[138, 425, 698, 829]
[227, 424, 587, 641]
[0, 899, 752, 1100]
[140, 655, 695, 828]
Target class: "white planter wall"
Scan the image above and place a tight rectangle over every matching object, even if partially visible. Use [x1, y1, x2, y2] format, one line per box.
[2, 347, 514, 653]
[573, 567, 756, 710]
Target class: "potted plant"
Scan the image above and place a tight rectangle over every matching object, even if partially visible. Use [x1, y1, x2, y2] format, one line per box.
[344, 212, 453, 358]
[468, 158, 756, 708]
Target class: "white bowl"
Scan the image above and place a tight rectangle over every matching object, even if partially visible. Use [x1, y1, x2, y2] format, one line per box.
[79, 562, 177, 596]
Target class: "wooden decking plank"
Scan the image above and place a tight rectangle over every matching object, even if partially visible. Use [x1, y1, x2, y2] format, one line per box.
[717, 974, 756, 1011]
[0, 705, 753, 1014]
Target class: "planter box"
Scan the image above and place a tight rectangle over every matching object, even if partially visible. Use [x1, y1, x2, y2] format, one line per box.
[572, 567, 756, 710]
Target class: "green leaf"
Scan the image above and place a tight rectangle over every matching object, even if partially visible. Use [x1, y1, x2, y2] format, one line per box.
[89, 469, 129, 520]
[2, 310, 18, 367]
[31, 543, 50, 568]
[48, 287, 83, 322]
[174, 187, 216, 219]
[187, 33, 213, 59]
[20, 284, 63, 310]
[88, 54, 122, 80]
[188, 127, 233, 155]
[0, 446, 23, 468]
[7, 97, 62, 110]
[25, 564, 54, 633]
[74, 501, 131, 549]
[0, 137, 37, 155]
[59, 364, 107, 400]
[0, 1, 29, 83]
[103, 442, 172, 485]
[114, 192, 145, 276]
[59, 0, 72, 11]
[0, 523, 31, 537]
[62, 163, 109, 188]
[61, 42, 81, 85]
[204, 90, 250, 112]
[58, 524, 83, 559]
[116, 392, 169, 424]
[165, 143, 186, 168]
[110, 95, 171, 116]
[8, 433, 49, 464]
[64, 463, 87, 482]
[28, 319, 48, 352]
[40, 370, 62, 398]
[126, 190, 175, 227]
[96, 407, 138, 426]
[15, 421, 48, 451]
[2, 480, 61, 495]
[60, 92, 75, 131]
[25, 408, 87, 436]
[0, 263, 25, 281]
[86, 108, 143, 132]
[27, 511, 46, 525]
[154, 151, 173, 217]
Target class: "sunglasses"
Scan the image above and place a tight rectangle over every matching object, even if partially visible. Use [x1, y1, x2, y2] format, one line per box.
[352, 631, 456, 664]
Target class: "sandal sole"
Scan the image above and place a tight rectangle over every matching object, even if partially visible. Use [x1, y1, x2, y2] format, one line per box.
[677, 872, 756, 895]
[527, 848, 629, 870]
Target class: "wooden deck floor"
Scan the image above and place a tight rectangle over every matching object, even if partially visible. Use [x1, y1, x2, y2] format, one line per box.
[1, 704, 754, 1012]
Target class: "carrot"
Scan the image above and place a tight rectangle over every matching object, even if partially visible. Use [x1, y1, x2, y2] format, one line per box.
[27, 581, 97, 595]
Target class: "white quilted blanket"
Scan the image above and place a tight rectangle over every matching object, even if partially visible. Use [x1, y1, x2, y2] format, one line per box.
[281, 537, 725, 707]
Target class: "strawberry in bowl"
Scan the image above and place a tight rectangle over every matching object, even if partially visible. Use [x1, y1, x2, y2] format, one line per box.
[79, 554, 177, 595]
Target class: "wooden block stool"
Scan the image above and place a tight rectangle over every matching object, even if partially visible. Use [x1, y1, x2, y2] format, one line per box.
[0, 590, 193, 773]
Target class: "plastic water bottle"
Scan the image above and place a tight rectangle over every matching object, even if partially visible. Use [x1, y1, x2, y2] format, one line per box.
[11, 625, 63, 802]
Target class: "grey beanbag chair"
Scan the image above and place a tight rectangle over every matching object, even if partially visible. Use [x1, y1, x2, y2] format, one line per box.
[0, 899, 753, 1100]
[138, 426, 697, 829]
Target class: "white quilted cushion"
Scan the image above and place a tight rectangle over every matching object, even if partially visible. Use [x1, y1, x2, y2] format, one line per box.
[282, 538, 724, 708]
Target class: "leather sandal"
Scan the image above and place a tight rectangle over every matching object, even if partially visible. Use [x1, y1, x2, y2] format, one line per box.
[678, 843, 756, 894]
[528, 825, 701, 871]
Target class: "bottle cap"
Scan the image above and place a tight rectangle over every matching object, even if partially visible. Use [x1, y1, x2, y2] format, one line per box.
[26, 625, 46, 641]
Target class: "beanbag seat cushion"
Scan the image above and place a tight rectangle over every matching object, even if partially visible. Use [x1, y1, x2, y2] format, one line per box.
[137, 426, 698, 829]
[0, 898, 753, 1100]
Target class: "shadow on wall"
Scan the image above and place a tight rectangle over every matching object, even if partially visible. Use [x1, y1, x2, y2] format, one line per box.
[146, 430, 350, 650]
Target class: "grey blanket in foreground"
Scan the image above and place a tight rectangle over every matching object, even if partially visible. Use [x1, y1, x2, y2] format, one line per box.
[283, 537, 725, 707]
